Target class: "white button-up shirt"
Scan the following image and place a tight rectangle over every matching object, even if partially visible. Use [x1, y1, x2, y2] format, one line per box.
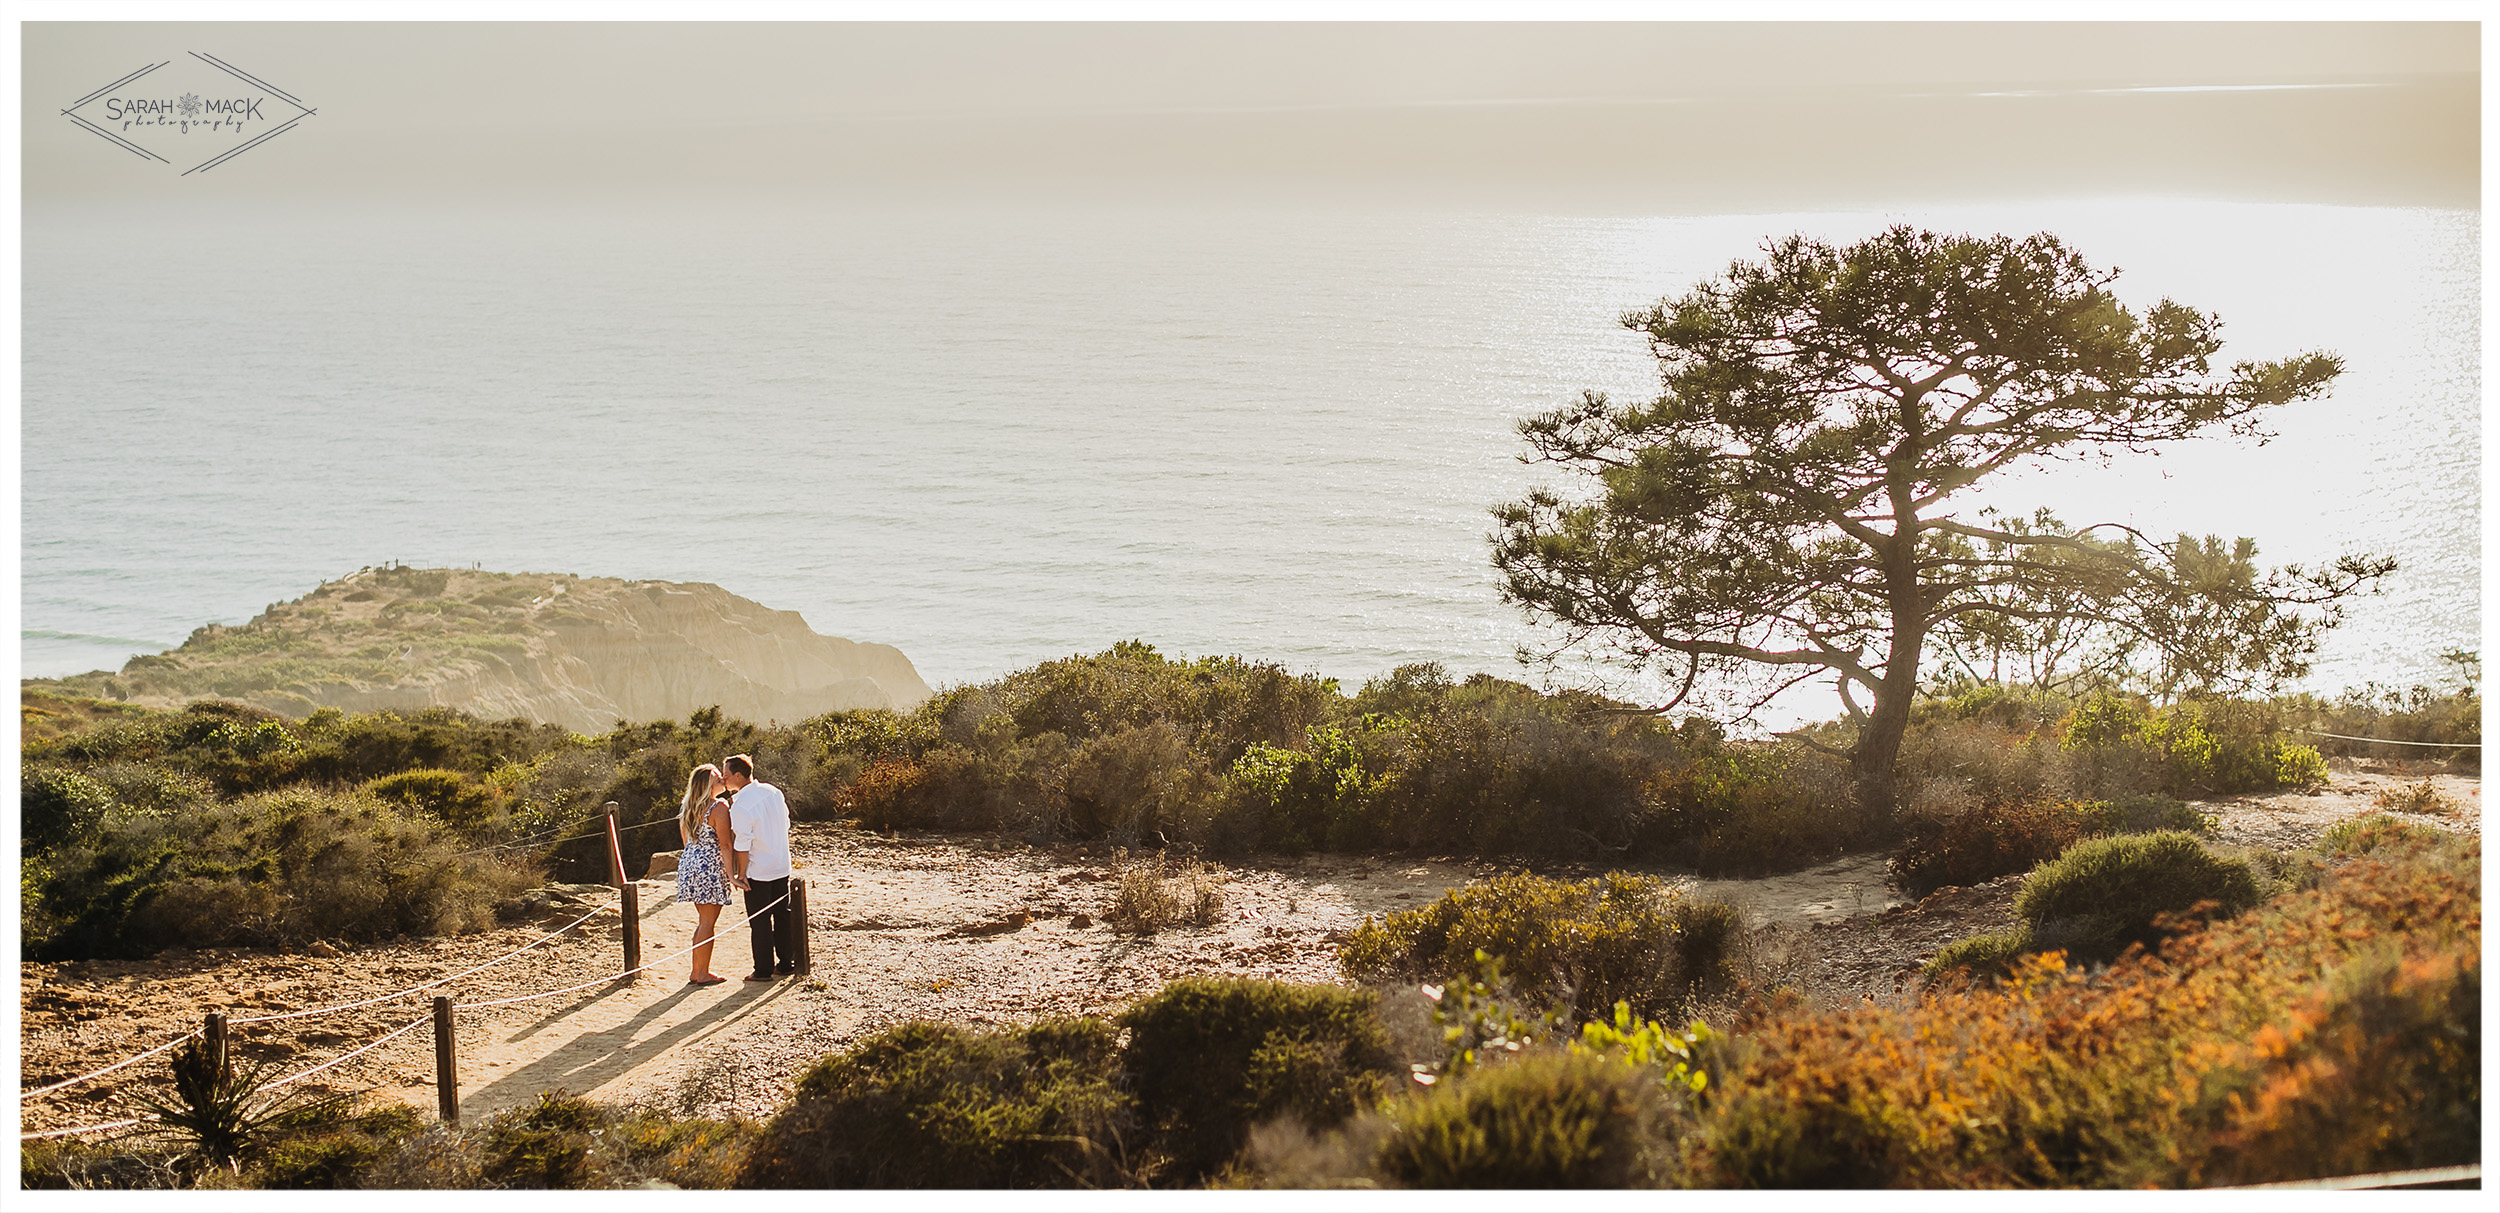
[728, 780, 792, 882]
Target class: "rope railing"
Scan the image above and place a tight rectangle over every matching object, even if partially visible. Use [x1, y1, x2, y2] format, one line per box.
[227, 901, 613, 1026]
[21, 810, 808, 1137]
[451, 811, 680, 857]
[256, 1013, 433, 1092]
[20, 1115, 157, 1141]
[26, 901, 621, 1100]
[455, 892, 788, 1011]
[2294, 728, 2481, 749]
[20, 1016, 431, 1141]
[18, 1031, 202, 1101]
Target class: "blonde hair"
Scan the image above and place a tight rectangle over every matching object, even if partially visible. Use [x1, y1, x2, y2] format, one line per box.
[681, 764, 722, 837]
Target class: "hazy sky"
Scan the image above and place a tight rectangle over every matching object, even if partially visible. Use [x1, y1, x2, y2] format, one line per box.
[22, 21, 2480, 208]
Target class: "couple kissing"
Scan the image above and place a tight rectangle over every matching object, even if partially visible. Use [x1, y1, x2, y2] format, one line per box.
[673, 753, 798, 986]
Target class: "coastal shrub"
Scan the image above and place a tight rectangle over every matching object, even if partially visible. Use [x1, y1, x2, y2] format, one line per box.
[2275, 665, 2480, 771]
[742, 1018, 1132, 1188]
[1338, 873, 1727, 1021]
[2192, 950, 2481, 1185]
[345, 1097, 751, 1190]
[29, 788, 532, 959]
[1697, 838, 2479, 1188]
[2274, 743, 2329, 788]
[2059, 694, 2322, 796]
[1362, 678, 1675, 857]
[1888, 797, 2095, 899]
[1060, 721, 1220, 844]
[1895, 708, 2074, 811]
[362, 768, 495, 830]
[1372, 1050, 1679, 1188]
[1921, 930, 2036, 983]
[480, 1092, 604, 1188]
[2315, 812, 2446, 858]
[2073, 794, 2213, 836]
[21, 763, 114, 850]
[248, 1105, 425, 1189]
[1926, 830, 2263, 981]
[23, 1099, 421, 1191]
[1634, 741, 1865, 876]
[1119, 977, 1401, 1183]
[2012, 831, 2261, 965]
[1222, 718, 1398, 852]
[929, 642, 1339, 771]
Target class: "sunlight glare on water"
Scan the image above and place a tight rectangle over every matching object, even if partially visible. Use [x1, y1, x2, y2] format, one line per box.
[19, 198, 2477, 726]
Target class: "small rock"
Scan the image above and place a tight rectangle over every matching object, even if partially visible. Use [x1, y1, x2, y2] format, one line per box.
[1069, 914, 1093, 929]
[306, 941, 341, 958]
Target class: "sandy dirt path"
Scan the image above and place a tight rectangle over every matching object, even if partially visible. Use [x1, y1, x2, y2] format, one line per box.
[23, 765, 2476, 1132]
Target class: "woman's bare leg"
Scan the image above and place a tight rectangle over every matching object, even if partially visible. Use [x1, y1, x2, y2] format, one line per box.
[691, 903, 723, 981]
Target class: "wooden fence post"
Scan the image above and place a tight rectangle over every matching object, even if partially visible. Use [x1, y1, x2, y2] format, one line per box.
[603, 801, 629, 888]
[620, 881, 642, 979]
[432, 996, 459, 1125]
[202, 1012, 227, 1079]
[789, 878, 812, 977]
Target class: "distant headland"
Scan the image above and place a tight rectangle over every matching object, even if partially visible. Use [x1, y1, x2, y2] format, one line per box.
[23, 566, 932, 733]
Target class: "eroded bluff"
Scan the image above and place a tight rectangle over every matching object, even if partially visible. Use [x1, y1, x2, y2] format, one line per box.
[62, 567, 933, 732]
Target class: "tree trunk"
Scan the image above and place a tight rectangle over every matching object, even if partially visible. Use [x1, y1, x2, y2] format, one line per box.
[1857, 516, 1928, 815]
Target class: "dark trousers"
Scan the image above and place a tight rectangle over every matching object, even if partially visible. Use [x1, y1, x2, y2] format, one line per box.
[744, 876, 793, 976]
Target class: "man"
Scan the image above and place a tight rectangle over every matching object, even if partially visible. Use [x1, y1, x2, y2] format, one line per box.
[721, 753, 796, 980]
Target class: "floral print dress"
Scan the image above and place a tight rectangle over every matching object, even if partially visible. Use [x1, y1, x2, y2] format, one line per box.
[676, 807, 730, 906]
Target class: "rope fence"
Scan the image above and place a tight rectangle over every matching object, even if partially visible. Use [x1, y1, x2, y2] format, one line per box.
[454, 893, 788, 1011]
[20, 1115, 157, 1141]
[227, 901, 612, 1026]
[2294, 728, 2481, 749]
[18, 1032, 202, 1101]
[19, 806, 815, 1139]
[451, 809, 681, 857]
[257, 1014, 433, 1092]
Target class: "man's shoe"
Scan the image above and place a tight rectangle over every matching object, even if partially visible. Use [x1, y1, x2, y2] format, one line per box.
[743, 973, 776, 982]
[776, 964, 796, 975]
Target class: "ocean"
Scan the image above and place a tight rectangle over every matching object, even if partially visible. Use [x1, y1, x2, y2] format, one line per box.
[20, 197, 2480, 723]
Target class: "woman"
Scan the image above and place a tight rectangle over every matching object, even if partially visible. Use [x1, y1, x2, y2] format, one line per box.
[675, 763, 737, 985]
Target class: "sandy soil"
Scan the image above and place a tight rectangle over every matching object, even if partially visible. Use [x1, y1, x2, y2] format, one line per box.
[20, 764, 2477, 1134]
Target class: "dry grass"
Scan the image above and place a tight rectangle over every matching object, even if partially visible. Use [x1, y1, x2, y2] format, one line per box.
[1105, 854, 1225, 932]
[2371, 778, 2462, 816]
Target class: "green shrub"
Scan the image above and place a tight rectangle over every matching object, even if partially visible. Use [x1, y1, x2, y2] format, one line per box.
[247, 1105, 424, 1189]
[1888, 798, 2095, 899]
[481, 1092, 604, 1188]
[362, 768, 495, 830]
[2276, 672, 2480, 771]
[2012, 832, 2261, 965]
[21, 763, 113, 850]
[1059, 721, 1220, 845]
[1338, 872, 1721, 1022]
[1635, 741, 1865, 876]
[2316, 813, 2446, 858]
[1922, 929, 2035, 983]
[350, 1096, 752, 1190]
[2073, 795, 2214, 837]
[742, 1018, 1132, 1188]
[2274, 743, 2329, 788]
[1372, 1051, 1678, 1188]
[1119, 977, 1400, 1183]
[2061, 694, 2324, 796]
[30, 787, 533, 960]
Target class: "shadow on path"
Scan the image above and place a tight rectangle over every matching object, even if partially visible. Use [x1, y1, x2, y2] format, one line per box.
[463, 977, 801, 1118]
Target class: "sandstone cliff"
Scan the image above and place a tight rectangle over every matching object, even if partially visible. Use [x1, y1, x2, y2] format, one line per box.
[38, 567, 933, 733]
